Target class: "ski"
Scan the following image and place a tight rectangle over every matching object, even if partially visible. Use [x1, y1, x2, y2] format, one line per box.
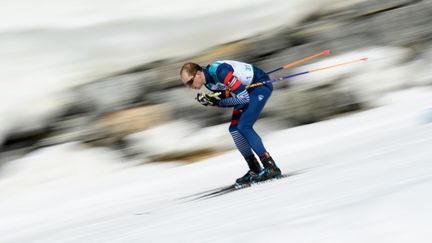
[183, 170, 305, 201]
[177, 184, 235, 200]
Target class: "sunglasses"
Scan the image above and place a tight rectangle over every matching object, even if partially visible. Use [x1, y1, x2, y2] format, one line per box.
[185, 72, 197, 87]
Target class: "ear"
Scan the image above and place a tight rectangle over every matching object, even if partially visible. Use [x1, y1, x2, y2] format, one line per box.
[199, 71, 206, 83]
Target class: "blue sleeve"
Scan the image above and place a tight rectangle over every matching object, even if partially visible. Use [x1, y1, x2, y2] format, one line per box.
[215, 63, 250, 107]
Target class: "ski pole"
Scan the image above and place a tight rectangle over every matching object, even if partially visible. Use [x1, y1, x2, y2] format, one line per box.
[248, 57, 368, 89]
[266, 50, 330, 74]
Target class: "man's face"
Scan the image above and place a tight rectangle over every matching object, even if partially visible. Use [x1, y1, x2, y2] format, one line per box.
[181, 70, 204, 90]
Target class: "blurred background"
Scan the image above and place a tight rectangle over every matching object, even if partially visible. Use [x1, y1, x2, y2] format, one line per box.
[1, 1, 432, 242]
[1, 0, 432, 185]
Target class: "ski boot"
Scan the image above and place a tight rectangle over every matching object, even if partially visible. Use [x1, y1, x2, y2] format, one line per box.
[235, 155, 262, 187]
[257, 154, 282, 182]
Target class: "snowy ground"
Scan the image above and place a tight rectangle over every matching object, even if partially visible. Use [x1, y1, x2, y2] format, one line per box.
[1, 88, 431, 243]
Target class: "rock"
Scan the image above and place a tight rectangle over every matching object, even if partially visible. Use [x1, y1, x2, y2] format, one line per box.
[74, 70, 159, 115]
[255, 42, 332, 90]
[256, 43, 324, 73]
[316, 0, 418, 21]
[0, 92, 76, 162]
[243, 32, 292, 59]
[286, 0, 431, 54]
[97, 104, 170, 133]
[36, 103, 171, 150]
[125, 121, 233, 162]
[368, 1, 432, 46]
[147, 61, 185, 91]
[37, 115, 107, 149]
[84, 104, 171, 146]
[189, 40, 255, 64]
[264, 84, 361, 125]
[147, 87, 232, 127]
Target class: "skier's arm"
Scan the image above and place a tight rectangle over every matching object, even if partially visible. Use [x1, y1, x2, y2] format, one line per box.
[216, 64, 250, 107]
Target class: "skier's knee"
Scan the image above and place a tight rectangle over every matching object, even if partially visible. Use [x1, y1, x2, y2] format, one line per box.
[229, 125, 238, 133]
[237, 123, 252, 134]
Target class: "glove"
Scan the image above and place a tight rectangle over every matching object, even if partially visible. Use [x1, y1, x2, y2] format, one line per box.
[196, 92, 221, 106]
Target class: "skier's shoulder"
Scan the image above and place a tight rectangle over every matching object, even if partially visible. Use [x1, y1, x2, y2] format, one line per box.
[209, 61, 234, 71]
[209, 61, 234, 82]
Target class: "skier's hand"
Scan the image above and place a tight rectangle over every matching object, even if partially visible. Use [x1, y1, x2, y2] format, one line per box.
[196, 92, 221, 106]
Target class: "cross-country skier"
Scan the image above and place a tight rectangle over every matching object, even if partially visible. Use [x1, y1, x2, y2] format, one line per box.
[180, 60, 282, 186]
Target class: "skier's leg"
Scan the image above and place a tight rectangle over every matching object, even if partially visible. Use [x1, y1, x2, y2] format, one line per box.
[229, 107, 254, 159]
[230, 107, 261, 185]
[236, 85, 282, 180]
[236, 85, 272, 156]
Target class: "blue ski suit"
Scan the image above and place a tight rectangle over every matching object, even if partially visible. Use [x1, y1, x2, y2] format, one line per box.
[203, 60, 272, 159]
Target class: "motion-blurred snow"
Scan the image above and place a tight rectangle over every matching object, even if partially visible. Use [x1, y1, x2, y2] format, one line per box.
[1, 1, 432, 241]
[0, 88, 431, 243]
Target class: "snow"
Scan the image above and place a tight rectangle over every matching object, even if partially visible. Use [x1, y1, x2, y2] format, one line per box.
[1, 88, 431, 243]
[125, 120, 234, 161]
[1, 0, 432, 241]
